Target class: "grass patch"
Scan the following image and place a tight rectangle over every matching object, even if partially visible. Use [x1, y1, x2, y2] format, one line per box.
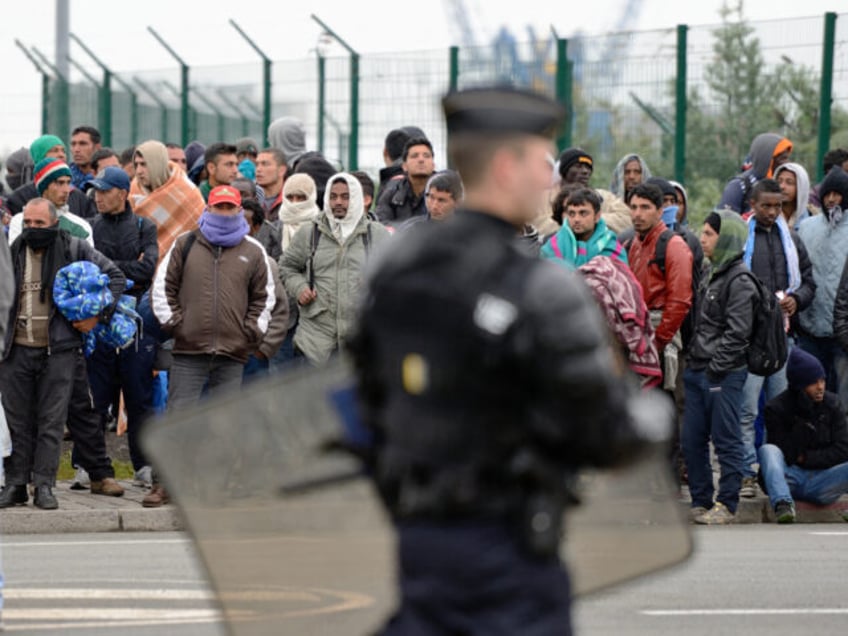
[56, 450, 134, 480]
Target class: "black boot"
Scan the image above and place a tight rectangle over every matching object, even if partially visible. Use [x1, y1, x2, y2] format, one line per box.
[0, 484, 29, 507]
[33, 484, 58, 510]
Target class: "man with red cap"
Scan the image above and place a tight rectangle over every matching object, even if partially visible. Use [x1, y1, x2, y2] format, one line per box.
[148, 185, 275, 505]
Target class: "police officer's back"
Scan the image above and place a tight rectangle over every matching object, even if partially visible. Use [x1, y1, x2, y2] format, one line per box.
[350, 87, 646, 636]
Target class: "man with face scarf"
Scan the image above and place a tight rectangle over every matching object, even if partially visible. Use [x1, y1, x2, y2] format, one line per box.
[683, 209, 758, 525]
[152, 185, 275, 406]
[0, 198, 125, 511]
[281, 173, 389, 365]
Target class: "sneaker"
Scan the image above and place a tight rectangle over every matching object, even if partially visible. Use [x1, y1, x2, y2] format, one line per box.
[694, 501, 735, 525]
[90, 477, 125, 497]
[739, 476, 758, 498]
[142, 484, 170, 508]
[774, 500, 796, 524]
[689, 506, 709, 522]
[133, 466, 153, 488]
[70, 467, 90, 490]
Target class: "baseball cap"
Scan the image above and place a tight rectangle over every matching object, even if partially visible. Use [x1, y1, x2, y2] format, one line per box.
[89, 166, 131, 192]
[208, 185, 242, 207]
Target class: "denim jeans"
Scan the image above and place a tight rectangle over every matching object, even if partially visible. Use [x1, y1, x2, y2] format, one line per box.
[739, 366, 788, 478]
[798, 335, 848, 409]
[682, 367, 748, 513]
[758, 443, 848, 507]
[242, 354, 270, 383]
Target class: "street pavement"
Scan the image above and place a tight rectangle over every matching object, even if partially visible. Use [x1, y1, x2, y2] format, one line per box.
[2, 526, 848, 634]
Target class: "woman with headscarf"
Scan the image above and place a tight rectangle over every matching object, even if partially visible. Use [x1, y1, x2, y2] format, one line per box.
[683, 209, 758, 526]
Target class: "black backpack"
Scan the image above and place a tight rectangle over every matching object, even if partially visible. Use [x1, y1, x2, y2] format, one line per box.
[622, 226, 703, 348]
[723, 270, 788, 377]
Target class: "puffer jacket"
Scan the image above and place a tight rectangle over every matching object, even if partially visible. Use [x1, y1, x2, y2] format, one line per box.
[688, 256, 758, 379]
[627, 221, 693, 349]
[91, 204, 159, 298]
[3, 232, 125, 359]
[798, 215, 848, 338]
[282, 213, 389, 364]
[152, 231, 275, 363]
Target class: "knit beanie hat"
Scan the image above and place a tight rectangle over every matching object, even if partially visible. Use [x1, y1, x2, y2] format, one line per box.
[558, 147, 593, 179]
[34, 157, 72, 195]
[786, 347, 826, 390]
[30, 134, 66, 164]
[705, 211, 722, 234]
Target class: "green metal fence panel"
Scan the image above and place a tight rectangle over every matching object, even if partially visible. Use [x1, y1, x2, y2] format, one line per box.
[30, 12, 844, 221]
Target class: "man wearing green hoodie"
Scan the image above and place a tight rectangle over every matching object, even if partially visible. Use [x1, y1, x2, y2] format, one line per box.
[683, 210, 758, 525]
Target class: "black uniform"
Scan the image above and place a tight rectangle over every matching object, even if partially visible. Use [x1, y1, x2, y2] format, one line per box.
[350, 207, 642, 635]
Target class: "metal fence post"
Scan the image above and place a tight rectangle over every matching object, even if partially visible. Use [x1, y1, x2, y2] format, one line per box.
[229, 20, 273, 146]
[318, 53, 326, 155]
[675, 24, 688, 184]
[112, 74, 139, 145]
[32, 47, 69, 143]
[135, 77, 170, 143]
[148, 27, 191, 145]
[217, 90, 252, 138]
[449, 46, 459, 93]
[555, 38, 572, 151]
[311, 14, 359, 170]
[817, 12, 837, 182]
[70, 34, 115, 146]
[15, 40, 52, 135]
[350, 52, 359, 170]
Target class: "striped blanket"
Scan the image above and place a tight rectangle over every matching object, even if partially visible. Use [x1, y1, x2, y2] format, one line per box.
[129, 165, 205, 264]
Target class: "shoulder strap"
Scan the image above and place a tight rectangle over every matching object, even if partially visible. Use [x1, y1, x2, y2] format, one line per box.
[363, 223, 372, 254]
[308, 222, 321, 290]
[180, 231, 197, 268]
[650, 229, 675, 275]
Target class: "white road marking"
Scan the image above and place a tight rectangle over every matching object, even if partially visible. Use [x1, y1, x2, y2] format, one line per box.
[643, 608, 848, 616]
[808, 531, 848, 536]
[6, 538, 190, 548]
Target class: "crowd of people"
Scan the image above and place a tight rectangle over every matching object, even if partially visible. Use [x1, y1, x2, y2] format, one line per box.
[0, 118, 847, 530]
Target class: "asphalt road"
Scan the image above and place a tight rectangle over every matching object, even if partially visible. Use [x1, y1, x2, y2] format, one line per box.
[1, 526, 847, 634]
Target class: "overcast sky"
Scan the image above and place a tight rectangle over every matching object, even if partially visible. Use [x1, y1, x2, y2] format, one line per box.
[1, 0, 842, 153]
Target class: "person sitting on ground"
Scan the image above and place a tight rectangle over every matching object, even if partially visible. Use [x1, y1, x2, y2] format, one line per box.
[759, 347, 848, 524]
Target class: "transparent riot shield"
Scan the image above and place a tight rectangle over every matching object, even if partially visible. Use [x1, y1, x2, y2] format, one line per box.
[143, 358, 692, 635]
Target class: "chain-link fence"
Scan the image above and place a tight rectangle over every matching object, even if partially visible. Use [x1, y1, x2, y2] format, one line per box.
[27, 12, 847, 213]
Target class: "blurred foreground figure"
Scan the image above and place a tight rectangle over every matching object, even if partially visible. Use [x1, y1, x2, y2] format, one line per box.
[348, 86, 669, 636]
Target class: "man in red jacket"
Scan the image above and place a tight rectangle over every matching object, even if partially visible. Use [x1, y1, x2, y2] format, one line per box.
[627, 182, 693, 391]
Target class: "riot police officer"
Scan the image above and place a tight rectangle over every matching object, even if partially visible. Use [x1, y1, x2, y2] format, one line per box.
[349, 86, 651, 635]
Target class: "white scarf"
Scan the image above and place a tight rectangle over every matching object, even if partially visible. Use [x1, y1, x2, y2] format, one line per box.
[323, 173, 365, 243]
[280, 196, 320, 251]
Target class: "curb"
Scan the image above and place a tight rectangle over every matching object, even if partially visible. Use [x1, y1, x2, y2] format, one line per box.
[0, 480, 184, 535]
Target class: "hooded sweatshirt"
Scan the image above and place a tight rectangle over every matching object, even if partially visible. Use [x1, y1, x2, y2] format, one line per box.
[5, 147, 34, 191]
[609, 154, 651, 199]
[134, 141, 172, 192]
[774, 162, 813, 230]
[797, 168, 848, 338]
[689, 209, 757, 377]
[718, 133, 793, 213]
[669, 180, 689, 227]
[268, 117, 307, 168]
